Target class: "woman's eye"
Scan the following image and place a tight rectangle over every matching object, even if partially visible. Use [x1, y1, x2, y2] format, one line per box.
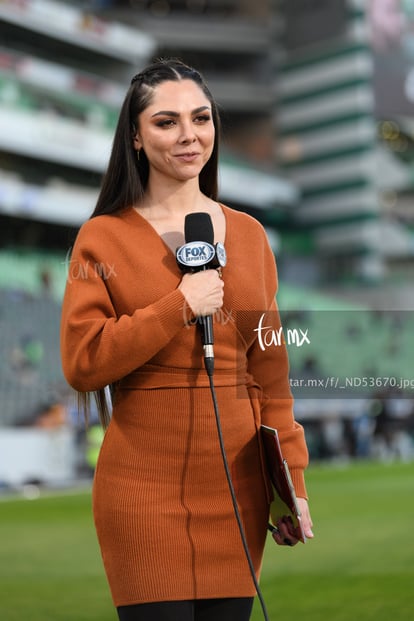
[194, 114, 211, 123]
[156, 119, 176, 128]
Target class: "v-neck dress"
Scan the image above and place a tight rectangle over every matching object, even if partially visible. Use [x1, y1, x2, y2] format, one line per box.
[60, 204, 308, 607]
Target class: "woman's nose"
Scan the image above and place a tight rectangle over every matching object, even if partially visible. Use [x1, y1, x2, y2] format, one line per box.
[178, 121, 196, 143]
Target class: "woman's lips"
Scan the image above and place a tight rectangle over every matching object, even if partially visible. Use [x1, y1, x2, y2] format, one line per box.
[175, 152, 199, 162]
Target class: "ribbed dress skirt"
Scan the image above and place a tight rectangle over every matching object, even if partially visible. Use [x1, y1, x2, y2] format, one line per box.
[92, 382, 270, 607]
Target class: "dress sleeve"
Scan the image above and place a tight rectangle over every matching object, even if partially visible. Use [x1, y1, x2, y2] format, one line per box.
[60, 224, 187, 393]
[246, 236, 309, 498]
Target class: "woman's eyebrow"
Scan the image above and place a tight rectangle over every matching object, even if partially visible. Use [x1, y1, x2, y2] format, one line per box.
[151, 105, 211, 118]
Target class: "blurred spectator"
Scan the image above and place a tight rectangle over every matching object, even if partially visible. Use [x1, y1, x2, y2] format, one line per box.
[351, 410, 376, 458]
[39, 268, 53, 297]
[15, 399, 68, 428]
[10, 333, 44, 385]
[34, 401, 68, 429]
[85, 424, 105, 473]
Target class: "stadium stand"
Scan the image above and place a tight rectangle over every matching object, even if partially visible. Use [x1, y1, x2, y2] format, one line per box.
[0, 286, 65, 426]
[0, 1, 155, 436]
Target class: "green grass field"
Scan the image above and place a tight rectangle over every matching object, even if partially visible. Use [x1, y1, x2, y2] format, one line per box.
[0, 461, 413, 621]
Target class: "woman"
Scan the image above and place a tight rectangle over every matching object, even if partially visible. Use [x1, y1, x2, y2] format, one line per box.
[60, 58, 313, 621]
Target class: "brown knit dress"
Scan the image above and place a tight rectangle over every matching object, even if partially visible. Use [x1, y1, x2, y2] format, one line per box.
[60, 205, 308, 607]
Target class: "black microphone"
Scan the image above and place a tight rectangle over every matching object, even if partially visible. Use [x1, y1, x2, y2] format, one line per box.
[185, 212, 215, 375]
[176, 212, 225, 376]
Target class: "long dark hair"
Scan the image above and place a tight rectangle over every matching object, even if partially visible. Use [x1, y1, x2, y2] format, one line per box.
[80, 58, 222, 429]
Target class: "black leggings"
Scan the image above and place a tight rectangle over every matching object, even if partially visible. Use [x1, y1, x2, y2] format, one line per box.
[117, 597, 254, 621]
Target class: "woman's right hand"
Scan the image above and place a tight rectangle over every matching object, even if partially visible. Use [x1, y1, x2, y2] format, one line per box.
[178, 270, 224, 317]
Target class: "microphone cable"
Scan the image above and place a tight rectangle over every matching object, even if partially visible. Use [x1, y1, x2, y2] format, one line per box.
[204, 360, 271, 621]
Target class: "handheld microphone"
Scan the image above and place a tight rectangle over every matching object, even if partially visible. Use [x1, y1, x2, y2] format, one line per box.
[176, 212, 226, 376]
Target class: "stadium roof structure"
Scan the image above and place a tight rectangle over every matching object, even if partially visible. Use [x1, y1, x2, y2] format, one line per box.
[0, 0, 155, 63]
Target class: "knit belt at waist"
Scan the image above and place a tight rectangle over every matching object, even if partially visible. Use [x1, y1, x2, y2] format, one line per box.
[117, 364, 248, 390]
